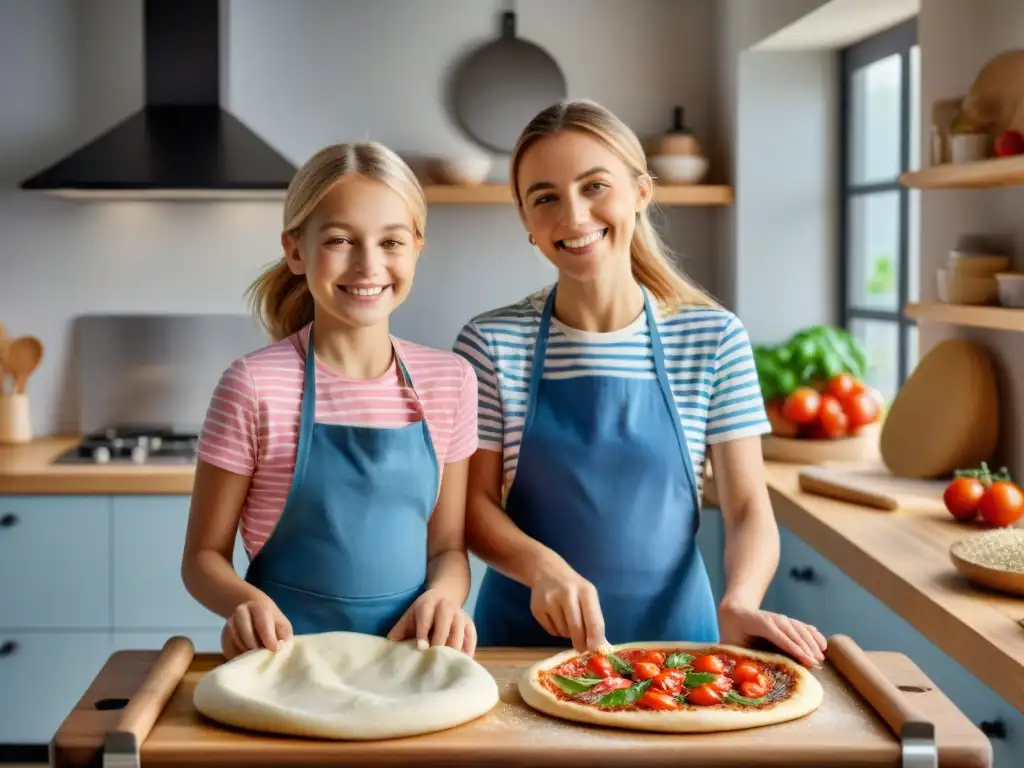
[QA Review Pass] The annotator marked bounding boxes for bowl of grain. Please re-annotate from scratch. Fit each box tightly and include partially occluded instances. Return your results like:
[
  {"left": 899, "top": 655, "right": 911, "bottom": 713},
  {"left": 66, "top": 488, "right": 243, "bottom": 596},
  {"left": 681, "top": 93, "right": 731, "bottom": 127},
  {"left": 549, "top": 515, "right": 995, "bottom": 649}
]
[{"left": 949, "top": 527, "right": 1024, "bottom": 597}]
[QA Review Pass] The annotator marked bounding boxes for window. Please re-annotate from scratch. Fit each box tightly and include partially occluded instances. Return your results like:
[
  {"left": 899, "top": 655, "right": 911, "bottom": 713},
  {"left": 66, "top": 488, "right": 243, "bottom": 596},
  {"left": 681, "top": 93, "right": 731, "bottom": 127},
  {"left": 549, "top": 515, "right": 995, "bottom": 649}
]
[{"left": 839, "top": 19, "right": 920, "bottom": 403}]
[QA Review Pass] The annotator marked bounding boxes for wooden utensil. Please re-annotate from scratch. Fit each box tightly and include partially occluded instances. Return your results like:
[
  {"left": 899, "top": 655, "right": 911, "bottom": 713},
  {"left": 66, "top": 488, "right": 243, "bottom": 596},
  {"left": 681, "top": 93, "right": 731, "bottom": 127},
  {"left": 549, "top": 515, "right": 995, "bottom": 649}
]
[
  {"left": 102, "top": 636, "right": 195, "bottom": 768},
  {"left": 797, "top": 464, "right": 949, "bottom": 511},
  {"left": 5, "top": 335, "right": 43, "bottom": 394}
]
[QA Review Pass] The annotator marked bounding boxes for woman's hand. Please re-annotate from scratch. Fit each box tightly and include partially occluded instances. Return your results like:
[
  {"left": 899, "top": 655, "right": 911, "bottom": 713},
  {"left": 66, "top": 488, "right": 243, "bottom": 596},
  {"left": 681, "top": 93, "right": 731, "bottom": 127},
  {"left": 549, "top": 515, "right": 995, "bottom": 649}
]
[
  {"left": 530, "top": 554, "right": 607, "bottom": 653},
  {"left": 718, "top": 603, "right": 826, "bottom": 667},
  {"left": 388, "top": 588, "right": 477, "bottom": 656},
  {"left": 221, "top": 597, "right": 293, "bottom": 659}
]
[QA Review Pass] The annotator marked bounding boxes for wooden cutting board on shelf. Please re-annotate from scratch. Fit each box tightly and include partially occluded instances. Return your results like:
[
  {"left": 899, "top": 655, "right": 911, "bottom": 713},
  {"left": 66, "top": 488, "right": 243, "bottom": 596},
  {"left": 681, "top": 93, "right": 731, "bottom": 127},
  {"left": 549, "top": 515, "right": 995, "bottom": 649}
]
[{"left": 797, "top": 464, "right": 950, "bottom": 511}]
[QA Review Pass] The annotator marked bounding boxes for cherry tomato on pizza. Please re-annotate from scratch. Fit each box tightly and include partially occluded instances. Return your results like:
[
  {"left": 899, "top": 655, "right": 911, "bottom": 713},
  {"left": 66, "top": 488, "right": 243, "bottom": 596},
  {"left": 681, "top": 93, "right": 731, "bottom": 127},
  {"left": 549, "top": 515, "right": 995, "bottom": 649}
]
[
  {"left": 710, "top": 673, "right": 734, "bottom": 694},
  {"left": 590, "top": 676, "right": 632, "bottom": 695},
  {"left": 732, "top": 660, "right": 763, "bottom": 683},
  {"left": 686, "top": 684, "right": 722, "bottom": 707},
  {"left": 587, "top": 654, "right": 615, "bottom": 678},
  {"left": 642, "top": 650, "right": 666, "bottom": 665},
  {"left": 637, "top": 689, "right": 681, "bottom": 711},
  {"left": 691, "top": 654, "right": 725, "bottom": 675},
  {"left": 632, "top": 661, "right": 661, "bottom": 680},
  {"left": 740, "top": 674, "right": 769, "bottom": 699}
]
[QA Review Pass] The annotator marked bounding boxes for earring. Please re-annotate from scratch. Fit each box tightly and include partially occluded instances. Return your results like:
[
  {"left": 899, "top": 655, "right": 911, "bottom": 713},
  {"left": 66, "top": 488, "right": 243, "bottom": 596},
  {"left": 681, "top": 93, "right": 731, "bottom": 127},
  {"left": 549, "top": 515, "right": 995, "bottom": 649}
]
[{"left": 528, "top": 234, "right": 536, "bottom": 245}]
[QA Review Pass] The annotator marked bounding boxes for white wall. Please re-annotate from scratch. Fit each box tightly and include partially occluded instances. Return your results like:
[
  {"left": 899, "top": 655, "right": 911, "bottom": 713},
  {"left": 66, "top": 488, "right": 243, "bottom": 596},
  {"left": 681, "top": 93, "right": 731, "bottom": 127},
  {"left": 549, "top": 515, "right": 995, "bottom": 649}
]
[
  {"left": 0, "top": 0, "right": 720, "bottom": 435},
  {"left": 917, "top": 0, "right": 1024, "bottom": 479},
  {"left": 714, "top": 0, "right": 839, "bottom": 344}
]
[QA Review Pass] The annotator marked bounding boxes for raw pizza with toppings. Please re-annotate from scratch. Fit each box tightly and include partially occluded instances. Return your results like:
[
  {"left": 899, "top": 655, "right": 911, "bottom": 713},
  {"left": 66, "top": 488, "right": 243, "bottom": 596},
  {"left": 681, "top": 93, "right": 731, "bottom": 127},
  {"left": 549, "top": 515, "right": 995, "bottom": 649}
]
[{"left": 518, "top": 642, "right": 824, "bottom": 732}]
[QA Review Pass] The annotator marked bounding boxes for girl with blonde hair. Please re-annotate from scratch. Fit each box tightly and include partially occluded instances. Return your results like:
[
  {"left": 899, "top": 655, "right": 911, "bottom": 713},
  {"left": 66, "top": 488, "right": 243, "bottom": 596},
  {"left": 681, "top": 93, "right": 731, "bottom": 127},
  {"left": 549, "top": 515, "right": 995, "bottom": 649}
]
[
  {"left": 183, "top": 142, "right": 480, "bottom": 658},
  {"left": 454, "top": 100, "right": 827, "bottom": 670}
]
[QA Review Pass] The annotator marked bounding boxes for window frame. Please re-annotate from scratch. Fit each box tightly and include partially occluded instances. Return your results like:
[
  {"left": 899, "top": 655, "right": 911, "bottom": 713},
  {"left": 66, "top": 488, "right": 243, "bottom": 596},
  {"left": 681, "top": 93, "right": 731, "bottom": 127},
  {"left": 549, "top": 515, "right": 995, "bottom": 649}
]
[{"left": 837, "top": 17, "right": 918, "bottom": 391}]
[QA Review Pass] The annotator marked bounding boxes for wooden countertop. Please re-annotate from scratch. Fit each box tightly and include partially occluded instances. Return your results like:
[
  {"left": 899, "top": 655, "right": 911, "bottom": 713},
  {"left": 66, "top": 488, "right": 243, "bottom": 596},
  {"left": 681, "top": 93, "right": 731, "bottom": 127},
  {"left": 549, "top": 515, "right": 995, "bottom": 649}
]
[
  {"left": 704, "top": 461, "right": 1024, "bottom": 715},
  {"left": 0, "top": 436, "right": 195, "bottom": 494}
]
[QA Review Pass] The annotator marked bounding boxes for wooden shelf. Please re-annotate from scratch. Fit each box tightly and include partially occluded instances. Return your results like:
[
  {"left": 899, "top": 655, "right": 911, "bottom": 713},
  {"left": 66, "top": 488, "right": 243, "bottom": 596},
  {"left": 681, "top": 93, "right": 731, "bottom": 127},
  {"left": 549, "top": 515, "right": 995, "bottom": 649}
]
[
  {"left": 422, "top": 183, "right": 734, "bottom": 206},
  {"left": 900, "top": 155, "right": 1024, "bottom": 189},
  {"left": 905, "top": 301, "right": 1024, "bottom": 332}
]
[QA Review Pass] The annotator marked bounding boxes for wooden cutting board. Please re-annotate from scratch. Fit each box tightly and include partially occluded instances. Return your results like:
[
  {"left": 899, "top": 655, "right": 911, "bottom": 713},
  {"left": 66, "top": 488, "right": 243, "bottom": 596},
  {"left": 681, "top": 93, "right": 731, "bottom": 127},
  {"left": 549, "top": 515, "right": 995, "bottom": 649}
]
[
  {"left": 50, "top": 639, "right": 992, "bottom": 767},
  {"left": 797, "top": 464, "right": 950, "bottom": 511}
]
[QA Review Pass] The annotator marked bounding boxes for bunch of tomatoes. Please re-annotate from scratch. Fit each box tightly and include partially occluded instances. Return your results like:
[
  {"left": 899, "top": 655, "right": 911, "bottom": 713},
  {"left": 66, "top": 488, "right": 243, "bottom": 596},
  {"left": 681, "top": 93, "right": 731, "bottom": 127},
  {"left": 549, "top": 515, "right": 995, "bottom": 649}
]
[
  {"left": 765, "top": 372, "right": 883, "bottom": 440},
  {"left": 943, "top": 462, "right": 1024, "bottom": 528}
]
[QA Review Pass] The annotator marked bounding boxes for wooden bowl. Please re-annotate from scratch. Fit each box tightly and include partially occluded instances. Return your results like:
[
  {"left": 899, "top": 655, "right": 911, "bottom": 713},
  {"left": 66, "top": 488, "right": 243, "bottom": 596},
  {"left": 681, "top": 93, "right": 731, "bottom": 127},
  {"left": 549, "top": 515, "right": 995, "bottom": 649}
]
[
  {"left": 949, "top": 528, "right": 1024, "bottom": 597},
  {"left": 761, "top": 423, "right": 880, "bottom": 465}
]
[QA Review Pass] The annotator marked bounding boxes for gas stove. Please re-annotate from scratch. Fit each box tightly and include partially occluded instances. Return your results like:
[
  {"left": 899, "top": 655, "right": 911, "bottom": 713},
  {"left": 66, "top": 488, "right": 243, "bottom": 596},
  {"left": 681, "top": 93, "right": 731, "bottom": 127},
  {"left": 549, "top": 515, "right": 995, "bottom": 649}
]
[{"left": 53, "top": 426, "right": 199, "bottom": 465}]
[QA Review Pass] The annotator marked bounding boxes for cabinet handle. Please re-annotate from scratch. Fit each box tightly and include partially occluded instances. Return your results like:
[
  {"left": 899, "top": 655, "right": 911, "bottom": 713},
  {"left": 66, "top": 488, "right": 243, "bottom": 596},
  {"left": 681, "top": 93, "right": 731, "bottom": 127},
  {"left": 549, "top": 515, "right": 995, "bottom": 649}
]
[
  {"left": 0, "top": 513, "right": 17, "bottom": 527},
  {"left": 979, "top": 719, "right": 1006, "bottom": 739},
  {"left": 788, "top": 566, "right": 819, "bottom": 582},
  {"left": 0, "top": 640, "right": 17, "bottom": 656}
]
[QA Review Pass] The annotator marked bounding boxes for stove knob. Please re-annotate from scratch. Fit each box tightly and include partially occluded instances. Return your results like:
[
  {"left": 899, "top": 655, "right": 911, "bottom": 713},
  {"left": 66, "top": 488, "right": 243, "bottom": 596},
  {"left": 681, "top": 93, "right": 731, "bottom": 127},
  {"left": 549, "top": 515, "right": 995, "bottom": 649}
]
[
  {"left": 94, "top": 447, "right": 111, "bottom": 464},
  {"left": 131, "top": 446, "right": 147, "bottom": 464}
]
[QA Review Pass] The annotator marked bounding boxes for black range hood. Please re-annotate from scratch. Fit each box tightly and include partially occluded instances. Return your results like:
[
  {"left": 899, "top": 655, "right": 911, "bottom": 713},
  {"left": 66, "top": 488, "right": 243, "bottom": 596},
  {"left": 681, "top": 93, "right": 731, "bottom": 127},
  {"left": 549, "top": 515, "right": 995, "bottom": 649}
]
[{"left": 20, "top": 0, "right": 296, "bottom": 200}]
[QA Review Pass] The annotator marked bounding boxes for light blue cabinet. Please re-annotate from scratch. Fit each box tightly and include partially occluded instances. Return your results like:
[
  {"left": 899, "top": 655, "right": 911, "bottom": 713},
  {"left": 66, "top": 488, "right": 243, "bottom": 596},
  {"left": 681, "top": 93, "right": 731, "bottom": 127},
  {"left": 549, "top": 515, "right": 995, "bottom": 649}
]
[
  {"left": 0, "top": 493, "right": 244, "bottom": 746},
  {"left": 112, "top": 495, "right": 247, "bottom": 629},
  {"left": 765, "top": 522, "right": 1024, "bottom": 768},
  {"left": 0, "top": 495, "right": 111, "bottom": 628}
]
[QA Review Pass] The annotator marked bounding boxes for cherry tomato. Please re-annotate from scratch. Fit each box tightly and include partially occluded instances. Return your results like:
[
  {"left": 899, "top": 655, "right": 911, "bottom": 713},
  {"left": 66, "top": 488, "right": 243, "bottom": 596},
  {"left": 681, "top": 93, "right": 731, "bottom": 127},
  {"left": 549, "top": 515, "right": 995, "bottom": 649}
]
[
  {"left": 732, "top": 661, "right": 762, "bottom": 683},
  {"left": 638, "top": 689, "right": 681, "bottom": 710},
  {"left": 686, "top": 684, "right": 722, "bottom": 707},
  {"left": 766, "top": 400, "right": 800, "bottom": 438},
  {"left": 782, "top": 387, "right": 821, "bottom": 425},
  {"left": 633, "top": 661, "right": 661, "bottom": 680},
  {"left": 978, "top": 481, "right": 1024, "bottom": 528},
  {"left": 692, "top": 654, "right": 725, "bottom": 675},
  {"left": 827, "top": 373, "right": 861, "bottom": 400},
  {"left": 652, "top": 671, "right": 684, "bottom": 695},
  {"left": 943, "top": 477, "right": 985, "bottom": 521},
  {"left": 842, "top": 391, "right": 881, "bottom": 428},
  {"left": 587, "top": 654, "right": 615, "bottom": 678},
  {"left": 740, "top": 675, "right": 769, "bottom": 699},
  {"left": 818, "top": 394, "right": 849, "bottom": 439},
  {"left": 642, "top": 651, "right": 666, "bottom": 666},
  {"left": 591, "top": 676, "right": 632, "bottom": 695},
  {"left": 710, "top": 674, "right": 733, "bottom": 694}
]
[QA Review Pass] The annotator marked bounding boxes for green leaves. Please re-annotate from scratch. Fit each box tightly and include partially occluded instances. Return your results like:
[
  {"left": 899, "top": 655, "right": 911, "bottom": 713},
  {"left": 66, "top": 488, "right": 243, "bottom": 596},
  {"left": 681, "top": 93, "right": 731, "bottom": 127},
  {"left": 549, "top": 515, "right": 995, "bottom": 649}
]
[
  {"left": 724, "top": 682, "right": 787, "bottom": 706},
  {"left": 608, "top": 653, "right": 633, "bottom": 676},
  {"left": 683, "top": 671, "right": 718, "bottom": 687},
  {"left": 551, "top": 674, "right": 604, "bottom": 695},
  {"left": 753, "top": 325, "right": 869, "bottom": 401},
  {"left": 598, "top": 679, "right": 651, "bottom": 708},
  {"left": 664, "top": 652, "right": 693, "bottom": 668}
]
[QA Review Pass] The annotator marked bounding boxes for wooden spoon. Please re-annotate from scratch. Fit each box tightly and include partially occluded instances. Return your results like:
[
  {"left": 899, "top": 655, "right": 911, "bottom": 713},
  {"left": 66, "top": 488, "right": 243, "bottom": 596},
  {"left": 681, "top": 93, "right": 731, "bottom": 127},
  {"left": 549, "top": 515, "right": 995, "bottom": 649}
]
[{"left": 5, "top": 336, "right": 43, "bottom": 395}]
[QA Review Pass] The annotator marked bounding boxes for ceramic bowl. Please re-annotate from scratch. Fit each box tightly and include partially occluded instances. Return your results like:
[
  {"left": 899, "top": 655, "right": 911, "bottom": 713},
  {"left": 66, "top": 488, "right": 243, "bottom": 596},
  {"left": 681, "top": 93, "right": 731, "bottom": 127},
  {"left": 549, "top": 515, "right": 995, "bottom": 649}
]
[
  {"left": 648, "top": 154, "right": 708, "bottom": 184},
  {"left": 427, "top": 154, "right": 492, "bottom": 185}
]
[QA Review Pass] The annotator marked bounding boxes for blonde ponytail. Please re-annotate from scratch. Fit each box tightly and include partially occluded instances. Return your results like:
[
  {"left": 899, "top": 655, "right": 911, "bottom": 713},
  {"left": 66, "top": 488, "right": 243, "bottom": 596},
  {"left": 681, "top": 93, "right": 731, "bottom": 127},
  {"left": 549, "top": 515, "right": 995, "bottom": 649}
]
[
  {"left": 510, "top": 99, "right": 717, "bottom": 313},
  {"left": 246, "top": 141, "right": 427, "bottom": 341}
]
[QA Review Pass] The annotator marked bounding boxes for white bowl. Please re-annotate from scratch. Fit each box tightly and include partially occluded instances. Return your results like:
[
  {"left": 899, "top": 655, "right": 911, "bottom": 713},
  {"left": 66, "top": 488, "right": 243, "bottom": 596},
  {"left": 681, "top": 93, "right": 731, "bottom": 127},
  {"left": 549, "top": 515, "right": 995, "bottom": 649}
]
[
  {"left": 648, "top": 154, "right": 708, "bottom": 184},
  {"left": 427, "top": 154, "right": 492, "bottom": 185},
  {"left": 995, "top": 271, "right": 1024, "bottom": 308}
]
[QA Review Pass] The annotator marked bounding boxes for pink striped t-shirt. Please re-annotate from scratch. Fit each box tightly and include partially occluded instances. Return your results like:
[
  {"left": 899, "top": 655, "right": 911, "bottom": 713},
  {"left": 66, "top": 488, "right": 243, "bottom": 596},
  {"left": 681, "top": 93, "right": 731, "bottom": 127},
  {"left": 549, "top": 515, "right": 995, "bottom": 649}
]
[{"left": 196, "top": 324, "right": 479, "bottom": 557}]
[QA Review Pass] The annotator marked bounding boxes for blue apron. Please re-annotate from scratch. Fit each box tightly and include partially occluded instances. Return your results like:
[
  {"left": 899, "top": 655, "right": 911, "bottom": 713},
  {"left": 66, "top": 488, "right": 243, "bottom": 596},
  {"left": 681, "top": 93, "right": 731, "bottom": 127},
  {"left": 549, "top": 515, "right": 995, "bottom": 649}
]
[
  {"left": 474, "top": 286, "right": 718, "bottom": 646},
  {"left": 244, "top": 325, "right": 439, "bottom": 637}
]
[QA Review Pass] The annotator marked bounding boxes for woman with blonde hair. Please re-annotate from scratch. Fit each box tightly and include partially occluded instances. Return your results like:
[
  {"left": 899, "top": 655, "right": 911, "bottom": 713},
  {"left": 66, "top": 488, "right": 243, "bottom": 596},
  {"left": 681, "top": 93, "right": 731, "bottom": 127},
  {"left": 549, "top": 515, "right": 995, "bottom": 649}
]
[
  {"left": 454, "top": 100, "right": 827, "bottom": 670},
  {"left": 183, "top": 142, "right": 480, "bottom": 658}
]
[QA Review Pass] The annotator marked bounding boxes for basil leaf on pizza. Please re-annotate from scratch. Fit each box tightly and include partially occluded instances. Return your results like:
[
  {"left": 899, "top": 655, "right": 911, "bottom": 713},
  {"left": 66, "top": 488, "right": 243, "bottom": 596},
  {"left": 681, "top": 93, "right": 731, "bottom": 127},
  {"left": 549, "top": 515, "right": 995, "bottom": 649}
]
[
  {"left": 664, "top": 652, "right": 693, "bottom": 668},
  {"left": 550, "top": 675, "right": 604, "bottom": 694},
  {"left": 519, "top": 642, "right": 824, "bottom": 733}
]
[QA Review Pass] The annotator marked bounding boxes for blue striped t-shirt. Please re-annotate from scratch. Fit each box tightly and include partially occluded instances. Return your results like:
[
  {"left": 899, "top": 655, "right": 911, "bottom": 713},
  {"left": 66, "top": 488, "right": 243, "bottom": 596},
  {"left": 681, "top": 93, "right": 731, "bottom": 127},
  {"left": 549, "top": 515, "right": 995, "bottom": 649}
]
[{"left": 452, "top": 285, "right": 771, "bottom": 502}]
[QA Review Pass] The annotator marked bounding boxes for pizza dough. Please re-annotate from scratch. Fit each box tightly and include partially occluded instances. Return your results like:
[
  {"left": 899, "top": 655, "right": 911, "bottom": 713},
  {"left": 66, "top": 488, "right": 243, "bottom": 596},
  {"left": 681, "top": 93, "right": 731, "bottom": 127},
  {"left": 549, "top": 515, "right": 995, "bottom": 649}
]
[
  {"left": 519, "top": 641, "right": 824, "bottom": 733},
  {"left": 193, "top": 631, "right": 500, "bottom": 740}
]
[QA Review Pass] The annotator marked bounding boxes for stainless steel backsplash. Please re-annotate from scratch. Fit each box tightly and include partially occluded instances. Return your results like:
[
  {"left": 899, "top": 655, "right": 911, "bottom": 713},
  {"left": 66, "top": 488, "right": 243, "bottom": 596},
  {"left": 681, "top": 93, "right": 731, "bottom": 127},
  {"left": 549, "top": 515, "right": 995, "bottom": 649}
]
[{"left": 73, "top": 314, "right": 270, "bottom": 434}]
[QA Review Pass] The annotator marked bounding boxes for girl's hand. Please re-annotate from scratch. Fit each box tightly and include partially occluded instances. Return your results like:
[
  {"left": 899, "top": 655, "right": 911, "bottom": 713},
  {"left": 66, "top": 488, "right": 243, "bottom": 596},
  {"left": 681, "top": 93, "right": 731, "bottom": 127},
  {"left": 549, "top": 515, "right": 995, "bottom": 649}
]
[
  {"left": 388, "top": 588, "right": 477, "bottom": 656},
  {"left": 221, "top": 597, "right": 293, "bottom": 659},
  {"left": 530, "top": 554, "right": 607, "bottom": 653},
  {"left": 718, "top": 604, "right": 826, "bottom": 667}
]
